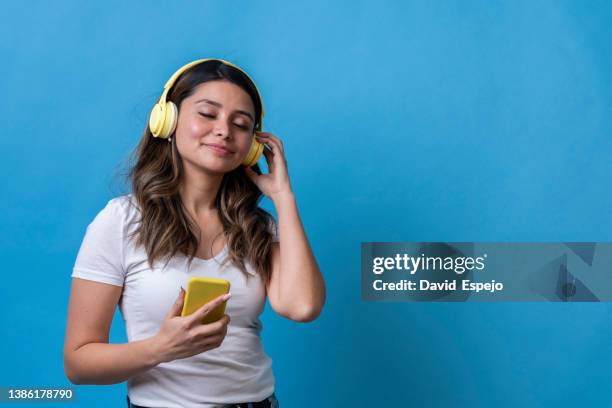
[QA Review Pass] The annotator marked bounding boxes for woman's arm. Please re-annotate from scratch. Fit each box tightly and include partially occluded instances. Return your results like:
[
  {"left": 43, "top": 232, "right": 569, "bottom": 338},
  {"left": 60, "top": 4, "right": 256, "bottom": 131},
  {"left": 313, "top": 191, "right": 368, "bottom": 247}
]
[
  {"left": 244, "top": 132, "right": 326, "bottom": 322},
  {"left": 64, "top": 278, "right": 231, "bottom": 384},
  {"left": 63, "top": 278, "right": 160, "bottom": 384},
  {"left": 267, "top": 191, "right": 326, "bottom": 322}
]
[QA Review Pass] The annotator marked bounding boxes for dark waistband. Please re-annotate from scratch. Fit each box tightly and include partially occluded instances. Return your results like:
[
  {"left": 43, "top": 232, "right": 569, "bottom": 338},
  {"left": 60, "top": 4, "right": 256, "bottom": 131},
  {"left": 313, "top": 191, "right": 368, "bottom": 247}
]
[{"left": 126, "top": 394, "right": 277, "bottom": 408}]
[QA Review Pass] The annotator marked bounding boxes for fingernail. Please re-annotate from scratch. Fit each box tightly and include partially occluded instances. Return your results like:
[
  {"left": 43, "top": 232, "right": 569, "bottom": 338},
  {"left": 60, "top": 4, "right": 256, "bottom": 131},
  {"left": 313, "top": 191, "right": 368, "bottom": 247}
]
[{"left": 224, "top": 293, "right": 232, "bottom": 300}]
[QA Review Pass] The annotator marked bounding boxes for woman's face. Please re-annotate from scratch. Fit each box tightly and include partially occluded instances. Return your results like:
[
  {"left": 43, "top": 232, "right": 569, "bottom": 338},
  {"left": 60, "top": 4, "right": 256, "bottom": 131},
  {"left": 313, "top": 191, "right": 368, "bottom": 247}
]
[{"left": 175, "top": 80, "right": 256, "bottom": 174}]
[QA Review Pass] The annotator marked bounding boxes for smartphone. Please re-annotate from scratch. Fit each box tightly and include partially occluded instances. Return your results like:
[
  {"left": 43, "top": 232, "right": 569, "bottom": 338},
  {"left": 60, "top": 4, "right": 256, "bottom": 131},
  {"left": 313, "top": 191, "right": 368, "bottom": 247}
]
[{"left": 181, "top": 277, "right": 231, "bottom": 324}]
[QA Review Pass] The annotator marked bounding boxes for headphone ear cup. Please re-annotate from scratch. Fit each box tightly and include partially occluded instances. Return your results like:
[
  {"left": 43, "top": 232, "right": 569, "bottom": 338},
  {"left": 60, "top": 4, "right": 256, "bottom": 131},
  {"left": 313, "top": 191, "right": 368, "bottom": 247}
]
[
  {"left": 148, "top": 102, "right": 165, "bottom": 137},
  {"left": 160, "top": 101, "right": 178, "bottom": 138},
  {"left": 148, "top": 101, "right": 178, "bottom": 138},
  {"left": 242, "top": 137, "right": 265, "bottom": 167}
]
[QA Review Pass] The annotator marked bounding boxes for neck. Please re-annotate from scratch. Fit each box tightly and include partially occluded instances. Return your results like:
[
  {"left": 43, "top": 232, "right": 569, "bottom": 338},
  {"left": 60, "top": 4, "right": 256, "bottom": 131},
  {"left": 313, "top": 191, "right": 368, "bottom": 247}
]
[{"left": 178, "top": 164, "right": 224, "bottom": 218}]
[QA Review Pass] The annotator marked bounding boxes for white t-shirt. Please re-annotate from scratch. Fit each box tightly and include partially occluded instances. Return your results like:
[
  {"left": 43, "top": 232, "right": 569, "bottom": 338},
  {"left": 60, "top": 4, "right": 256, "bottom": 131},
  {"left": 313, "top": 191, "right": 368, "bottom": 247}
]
[{"left": 71, "top": 194, "right": 277, "bottom": 407}]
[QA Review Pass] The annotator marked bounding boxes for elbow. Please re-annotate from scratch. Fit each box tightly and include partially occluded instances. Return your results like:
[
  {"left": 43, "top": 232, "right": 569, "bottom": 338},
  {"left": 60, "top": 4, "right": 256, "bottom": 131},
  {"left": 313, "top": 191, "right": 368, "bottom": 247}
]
[
  {"left": 289, "top": 286, "right": 326, "bottom": 322},
  {"left": 66, "top": 373, "right": 83, "bottom": 386},
  {"left": 286, "top": 302, "right": 324, "bottom": 323},
  {"left": 275, "top": 280, "right": 326, "bottom": 322},
  {"left": 64, "top": 362, "right": 83, "bottom": 385},
  {"left": 64, "top": 352, "right": 86, "bottom": 385}
]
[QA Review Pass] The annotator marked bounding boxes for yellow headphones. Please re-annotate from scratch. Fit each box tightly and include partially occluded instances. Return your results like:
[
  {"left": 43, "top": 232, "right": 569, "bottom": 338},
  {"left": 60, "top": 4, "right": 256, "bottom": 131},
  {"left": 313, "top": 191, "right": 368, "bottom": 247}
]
[{"left": 148, "top": 58, "right": 265, "bottom": 167}]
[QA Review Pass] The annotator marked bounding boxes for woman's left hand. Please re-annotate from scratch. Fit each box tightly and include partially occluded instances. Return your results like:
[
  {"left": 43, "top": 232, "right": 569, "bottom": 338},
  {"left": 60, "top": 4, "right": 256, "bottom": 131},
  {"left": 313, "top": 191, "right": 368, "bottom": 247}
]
[{"left": 244, "top": 132, "right": 293, "bottom": 200}]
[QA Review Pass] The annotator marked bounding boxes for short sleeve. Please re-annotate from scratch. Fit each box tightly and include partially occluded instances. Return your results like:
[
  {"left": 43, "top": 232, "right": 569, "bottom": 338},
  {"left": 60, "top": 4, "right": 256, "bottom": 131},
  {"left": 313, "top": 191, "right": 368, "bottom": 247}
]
[
  {"left": 268, "top": 216, "right": 279, "bottom": 243},
  {"left": 71, "top": 198, "right": 126, "bottom": 287}
]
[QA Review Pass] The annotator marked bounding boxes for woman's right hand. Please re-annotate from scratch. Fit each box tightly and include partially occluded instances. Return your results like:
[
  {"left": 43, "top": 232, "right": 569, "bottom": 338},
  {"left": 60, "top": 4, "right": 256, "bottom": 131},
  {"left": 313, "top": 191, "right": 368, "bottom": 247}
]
[{"left": 151, "top": 288, "right": 231, "bottom": 363}]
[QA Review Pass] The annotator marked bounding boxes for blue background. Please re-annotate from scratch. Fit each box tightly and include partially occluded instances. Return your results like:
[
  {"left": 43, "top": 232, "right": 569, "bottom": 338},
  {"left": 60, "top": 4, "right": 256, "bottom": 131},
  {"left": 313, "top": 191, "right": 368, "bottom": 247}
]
[{"left": 1, "top": 1, "right": 611, "bottom": 407}]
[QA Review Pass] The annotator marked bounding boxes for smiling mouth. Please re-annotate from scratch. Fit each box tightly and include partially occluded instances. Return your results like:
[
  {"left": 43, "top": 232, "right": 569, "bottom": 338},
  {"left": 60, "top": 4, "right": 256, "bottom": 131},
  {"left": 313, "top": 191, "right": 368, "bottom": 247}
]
[{"left": 204, "top": 144, "right": 234, "bottom": 156}]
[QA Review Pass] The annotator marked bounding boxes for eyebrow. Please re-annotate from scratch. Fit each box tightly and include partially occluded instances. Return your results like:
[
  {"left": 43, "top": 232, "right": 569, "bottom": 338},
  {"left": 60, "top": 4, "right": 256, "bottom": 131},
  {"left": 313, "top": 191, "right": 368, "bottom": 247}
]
[{"left": 195, "top": 98, "right": 255, "bottom": 122}]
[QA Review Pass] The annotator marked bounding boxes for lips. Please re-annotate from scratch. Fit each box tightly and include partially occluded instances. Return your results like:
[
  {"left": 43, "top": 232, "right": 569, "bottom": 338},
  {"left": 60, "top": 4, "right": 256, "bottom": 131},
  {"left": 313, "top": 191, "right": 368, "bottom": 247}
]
[{"left": 204, "top": 143, "right": 234, "bottom": 155}]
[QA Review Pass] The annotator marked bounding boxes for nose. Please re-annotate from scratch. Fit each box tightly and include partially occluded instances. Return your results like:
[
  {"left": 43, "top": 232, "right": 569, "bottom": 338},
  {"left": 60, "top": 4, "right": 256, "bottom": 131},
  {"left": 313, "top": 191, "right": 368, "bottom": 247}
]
[{"left": 213, "top": 119, "right": 231, "bottom": 139}]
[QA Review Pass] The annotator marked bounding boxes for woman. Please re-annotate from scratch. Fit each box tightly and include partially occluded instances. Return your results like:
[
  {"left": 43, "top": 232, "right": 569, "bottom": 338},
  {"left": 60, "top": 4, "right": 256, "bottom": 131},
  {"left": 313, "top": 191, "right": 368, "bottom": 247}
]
[{"left": 63, "top": 58, "right": 326, "bottom": 408}]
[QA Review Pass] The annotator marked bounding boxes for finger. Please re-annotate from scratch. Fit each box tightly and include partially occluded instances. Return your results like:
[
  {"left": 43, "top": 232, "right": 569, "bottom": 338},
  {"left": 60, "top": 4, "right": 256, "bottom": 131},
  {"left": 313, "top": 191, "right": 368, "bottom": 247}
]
[
  {"left": 255, "top": 133, "right": 279, "bottom": 152},
  {"left": 243, "top": 165, "right": 259, "bottom": 182},
  {"left": 208, "top": 333, "right": 227, "bottom": 347},
  {"left": 255, "top": 131, "right": 273, "bottom": 138},
  {"left": 261, "top": 137, "right": 282, "bottom": 157},
  {"left": 265, "top": 140, "right": 287, "bottom": 169},
  {"left": 255, "top": 132, "right": 269, "bottom": 143},
  {"left": 260, "top": 133, "right": 284, "bottom": 154},
  {"left": 187, "top": 293, "right": 231, "bottom": 326},
  {"left": 204, "top": 323, "right": 229, "bottom": 346},
  {"left": 192, "top": 315, "right": 230, "bottom": 338},
  {"left": 257, "top": 137, "right": 287, "bottom": 171},
  {"left": 166, "top": 287, "right": 186, "bottom": 319},
  {"left": 196, "top": 334, "right": 226, "bottom": 351},
  {"left": 262, "top": 147, "right": 275, "bottom": 171},
  {"left": 257, "top": 134, "right": 283, "bottom": 154},
  {"left": 256, "top": 132, "right": 280, "bottom": 143},
  {"left": 266, "top": 134, "right": 284, "bottom": 153}
]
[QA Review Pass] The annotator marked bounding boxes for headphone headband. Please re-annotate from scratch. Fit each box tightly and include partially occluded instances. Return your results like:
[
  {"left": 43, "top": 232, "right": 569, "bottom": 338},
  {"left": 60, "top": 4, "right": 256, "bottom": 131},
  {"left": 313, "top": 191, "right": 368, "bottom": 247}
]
[{"left": 158, "top": 58, "right": 265, "bottom": 130}]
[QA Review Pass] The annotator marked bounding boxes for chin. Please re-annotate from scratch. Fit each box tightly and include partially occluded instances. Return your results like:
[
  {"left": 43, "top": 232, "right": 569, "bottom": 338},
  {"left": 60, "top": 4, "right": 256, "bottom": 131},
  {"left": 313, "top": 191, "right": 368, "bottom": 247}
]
[{"left": 198, "top": 157, "right": 242, "bottom": 174}]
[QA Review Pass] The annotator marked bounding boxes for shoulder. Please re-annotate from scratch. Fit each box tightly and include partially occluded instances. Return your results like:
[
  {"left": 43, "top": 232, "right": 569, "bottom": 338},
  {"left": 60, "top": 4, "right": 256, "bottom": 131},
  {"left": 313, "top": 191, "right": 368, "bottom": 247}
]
[
  {"left": 98, "top": 193, "right": 140, "bottom": 227},
  {"left": 82, "top": 194, "right": 141, "bottom": 244},
  {"left": 107, "top": 193, "right": 139, "bottom": 216},
  {"left": 72, "top": 195, "right": 140, "bottom": 285}
]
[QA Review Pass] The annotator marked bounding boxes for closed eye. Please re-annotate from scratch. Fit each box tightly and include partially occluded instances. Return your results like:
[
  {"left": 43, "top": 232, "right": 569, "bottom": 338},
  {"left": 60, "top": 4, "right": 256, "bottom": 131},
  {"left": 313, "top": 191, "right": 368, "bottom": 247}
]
[{"left": 198, "top": 113, "right": 249, "bottom": 130}]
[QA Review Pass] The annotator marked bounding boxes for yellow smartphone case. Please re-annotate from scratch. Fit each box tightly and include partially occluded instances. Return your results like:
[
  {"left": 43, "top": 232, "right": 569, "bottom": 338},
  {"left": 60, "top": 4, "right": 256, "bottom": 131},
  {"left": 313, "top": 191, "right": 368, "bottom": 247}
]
[{"left": 181, "top": 277, "right": 231, "bottom": 324}]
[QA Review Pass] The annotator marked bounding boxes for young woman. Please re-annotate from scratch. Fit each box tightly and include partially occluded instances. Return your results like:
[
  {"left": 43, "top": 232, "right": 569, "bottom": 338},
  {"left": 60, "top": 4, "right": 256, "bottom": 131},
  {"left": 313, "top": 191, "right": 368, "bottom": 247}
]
[{"left": 63, "top": 58, "right": 326, "bottom": 408}]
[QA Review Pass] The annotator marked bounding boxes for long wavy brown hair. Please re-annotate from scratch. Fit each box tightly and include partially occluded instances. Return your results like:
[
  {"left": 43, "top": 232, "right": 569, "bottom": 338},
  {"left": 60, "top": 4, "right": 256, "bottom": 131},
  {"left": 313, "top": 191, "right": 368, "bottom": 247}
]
[{"left": 125, "top": 60, "right": 275, "bottom": 281}]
